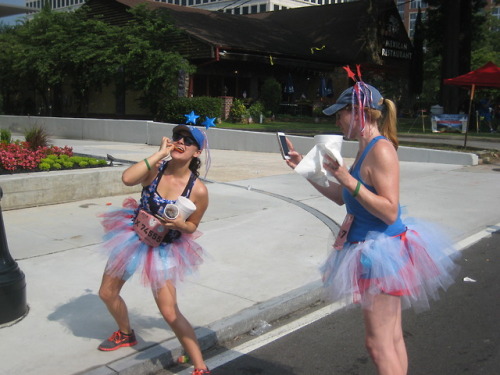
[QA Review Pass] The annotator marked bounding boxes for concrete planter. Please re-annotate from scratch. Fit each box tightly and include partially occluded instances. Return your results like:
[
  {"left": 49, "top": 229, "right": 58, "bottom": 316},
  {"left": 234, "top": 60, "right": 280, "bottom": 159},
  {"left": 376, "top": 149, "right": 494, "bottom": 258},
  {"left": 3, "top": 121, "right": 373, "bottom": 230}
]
[{"left": 0, "top": 166, "right": 141, "bottom": 211}]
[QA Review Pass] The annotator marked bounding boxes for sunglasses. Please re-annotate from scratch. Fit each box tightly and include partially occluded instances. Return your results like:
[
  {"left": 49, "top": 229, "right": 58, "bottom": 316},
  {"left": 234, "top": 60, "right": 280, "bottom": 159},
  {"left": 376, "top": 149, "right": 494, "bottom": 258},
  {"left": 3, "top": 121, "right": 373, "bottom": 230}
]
[{"left": 172, "top": 133, "right": 198, "bottom": 147}]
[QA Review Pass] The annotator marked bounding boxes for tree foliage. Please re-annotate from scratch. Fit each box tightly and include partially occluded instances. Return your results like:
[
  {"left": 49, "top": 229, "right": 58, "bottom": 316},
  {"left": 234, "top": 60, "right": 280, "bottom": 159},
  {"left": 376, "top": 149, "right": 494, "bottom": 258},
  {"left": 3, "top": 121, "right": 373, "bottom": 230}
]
[
  {"left": 422, "top": 0, "right": 496, "bottom": 111},
  {"left": 120, "top": 6, "right": 194, "bottom": 118},
  {"left": 0, "top": 4, "right": 194, "bottom": 118}
]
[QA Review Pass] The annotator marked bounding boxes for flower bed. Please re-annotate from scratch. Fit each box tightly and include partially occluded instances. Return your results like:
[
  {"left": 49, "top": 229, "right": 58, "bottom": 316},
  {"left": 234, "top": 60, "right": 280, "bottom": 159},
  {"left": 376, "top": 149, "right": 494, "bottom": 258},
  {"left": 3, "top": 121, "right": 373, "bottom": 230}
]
[{"left": 0, "top": 141, "right": 107, "bottom": 174}]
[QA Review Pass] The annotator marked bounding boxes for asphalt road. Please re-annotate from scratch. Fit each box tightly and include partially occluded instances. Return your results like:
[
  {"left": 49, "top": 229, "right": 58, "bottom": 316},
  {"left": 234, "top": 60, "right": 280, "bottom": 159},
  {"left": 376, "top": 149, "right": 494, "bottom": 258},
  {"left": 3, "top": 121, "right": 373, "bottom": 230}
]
[{"left": 164, "top": 231, "right": 500, "bottom": 375}]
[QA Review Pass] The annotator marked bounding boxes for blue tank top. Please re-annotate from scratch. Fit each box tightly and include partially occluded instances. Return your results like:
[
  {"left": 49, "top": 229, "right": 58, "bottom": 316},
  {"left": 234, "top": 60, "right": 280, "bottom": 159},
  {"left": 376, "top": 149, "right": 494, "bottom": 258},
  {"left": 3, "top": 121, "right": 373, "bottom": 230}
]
[{"left": 342, "top": 136, "right": 405, "bottom": 242}]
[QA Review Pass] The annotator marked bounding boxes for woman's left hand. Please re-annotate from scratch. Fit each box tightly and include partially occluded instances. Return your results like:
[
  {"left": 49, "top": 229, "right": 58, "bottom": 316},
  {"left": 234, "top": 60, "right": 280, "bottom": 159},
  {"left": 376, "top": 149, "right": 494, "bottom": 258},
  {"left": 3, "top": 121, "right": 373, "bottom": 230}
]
[
  {"left": 159, "top": 215, "right": 187, "bottom": 232},
  {"left": 323, "top": 155, "right": 350, "bottom": 185}
]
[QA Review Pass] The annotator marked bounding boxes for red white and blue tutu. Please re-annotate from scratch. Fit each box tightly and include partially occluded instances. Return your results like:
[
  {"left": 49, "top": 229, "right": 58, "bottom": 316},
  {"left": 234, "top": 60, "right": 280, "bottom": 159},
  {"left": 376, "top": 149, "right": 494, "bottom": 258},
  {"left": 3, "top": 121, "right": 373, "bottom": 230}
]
[
  {"left": 99, "top": 197, "right": 205, "bottom": 291},
  {"left": 321, "top": 218, "right": 460, "bottom": 312}
]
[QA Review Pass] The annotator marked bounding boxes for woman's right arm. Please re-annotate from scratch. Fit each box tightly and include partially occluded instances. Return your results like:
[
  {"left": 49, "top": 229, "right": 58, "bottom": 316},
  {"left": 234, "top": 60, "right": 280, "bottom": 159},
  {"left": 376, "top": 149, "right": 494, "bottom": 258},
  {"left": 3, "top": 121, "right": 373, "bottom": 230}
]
[
  {"left": 285, "top": 138, "right": 344, "bottom": 206},
  {"left": 122, "top": 137, "right": 173, "bottom": 186}
]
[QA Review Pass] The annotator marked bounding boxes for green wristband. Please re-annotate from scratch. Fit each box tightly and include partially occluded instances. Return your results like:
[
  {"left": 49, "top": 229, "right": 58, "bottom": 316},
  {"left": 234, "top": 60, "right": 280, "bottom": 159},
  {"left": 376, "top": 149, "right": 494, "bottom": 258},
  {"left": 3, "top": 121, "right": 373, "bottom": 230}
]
[
  {"left": 352, "top": 180, "right": 361, "bottom": 198},
  {"left": 144, "top": 158, "right": 151, "bottom": 171}
]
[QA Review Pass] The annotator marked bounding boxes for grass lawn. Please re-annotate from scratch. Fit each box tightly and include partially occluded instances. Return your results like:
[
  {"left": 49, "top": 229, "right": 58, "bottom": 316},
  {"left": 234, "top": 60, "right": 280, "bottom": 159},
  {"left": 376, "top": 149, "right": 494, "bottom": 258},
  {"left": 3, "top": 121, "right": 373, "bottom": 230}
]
[{"left": 218, "top": 115, "right": 500, "bottom": 158}]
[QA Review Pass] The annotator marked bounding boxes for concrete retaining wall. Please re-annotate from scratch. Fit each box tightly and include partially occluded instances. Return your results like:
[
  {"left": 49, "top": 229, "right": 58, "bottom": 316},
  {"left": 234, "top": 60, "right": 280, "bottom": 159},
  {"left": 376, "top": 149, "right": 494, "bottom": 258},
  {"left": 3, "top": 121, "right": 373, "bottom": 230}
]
[
  {"left": 0, "top": 166, "right": 142, "bottom": 211},
  {"left": 0, "top": 115, "right": 478, "bottom": 166},
  {"left": 0, "top": 115, "right": 478, "bottom": 210}
]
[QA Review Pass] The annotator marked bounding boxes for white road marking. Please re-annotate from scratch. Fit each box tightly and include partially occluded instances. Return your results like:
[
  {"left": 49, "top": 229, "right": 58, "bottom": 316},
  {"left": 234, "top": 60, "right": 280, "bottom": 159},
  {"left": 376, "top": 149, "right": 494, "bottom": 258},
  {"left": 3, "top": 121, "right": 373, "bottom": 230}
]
[
  {"left": 175, "top": 301, "right": 347, "bottom": 374},
  {"left": 175, "top": 225, "right": 500, "bottom": 374}
]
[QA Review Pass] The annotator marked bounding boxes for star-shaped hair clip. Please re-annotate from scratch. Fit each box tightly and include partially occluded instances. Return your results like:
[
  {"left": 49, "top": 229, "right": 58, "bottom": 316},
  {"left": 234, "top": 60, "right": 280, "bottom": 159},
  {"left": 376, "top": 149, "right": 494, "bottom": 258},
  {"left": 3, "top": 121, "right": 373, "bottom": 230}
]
[
  {"left": 202, "top": 117, "right": 216, "bottom": 130},
  {"left": 184, "top": 111, "right": 200, "bottom": 125}
]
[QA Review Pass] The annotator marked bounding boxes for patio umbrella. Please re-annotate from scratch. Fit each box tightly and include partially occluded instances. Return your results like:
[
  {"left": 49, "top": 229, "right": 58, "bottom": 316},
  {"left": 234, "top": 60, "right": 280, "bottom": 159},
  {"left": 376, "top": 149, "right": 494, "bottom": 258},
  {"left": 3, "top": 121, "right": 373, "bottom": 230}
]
[
  {"left": 319, "top": 77, "right": 327, "bottom": 97},
  {"left": 284, "top": 73, "right": 295, "bottom": 94},
  {"left": 443, "top": 61, "right": 500, "bottom": 147}
]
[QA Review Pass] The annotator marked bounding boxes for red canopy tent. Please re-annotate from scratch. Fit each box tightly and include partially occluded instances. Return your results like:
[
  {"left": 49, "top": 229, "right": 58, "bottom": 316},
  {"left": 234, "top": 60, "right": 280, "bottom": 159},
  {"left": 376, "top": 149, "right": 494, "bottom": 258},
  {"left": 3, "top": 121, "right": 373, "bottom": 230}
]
[
  {"left": 443, "top": 61, "right": 500, "bottom": 147},
  {"left": 444, "top": 61, "right": 500, "bottom": 88}
]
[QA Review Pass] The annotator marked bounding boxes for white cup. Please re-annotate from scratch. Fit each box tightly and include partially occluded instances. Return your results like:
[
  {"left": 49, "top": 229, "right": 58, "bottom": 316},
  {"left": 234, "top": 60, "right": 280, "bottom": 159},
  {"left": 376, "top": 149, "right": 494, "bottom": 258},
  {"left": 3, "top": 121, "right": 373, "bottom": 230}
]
[
  {"left": 163, "top": 204, "right": 180, "bottom": 220},
  {"left": 163, "top": 197, "right": 197, "bottom": 220},
  {"left": 314, "top": 134, "right": 343, "bottom": 150},
  {"left": 175, "top": 196, "right": 197, "bottom": 220},
  {"left": 314, "top": 134, "right": 343, "bottom": 165}
]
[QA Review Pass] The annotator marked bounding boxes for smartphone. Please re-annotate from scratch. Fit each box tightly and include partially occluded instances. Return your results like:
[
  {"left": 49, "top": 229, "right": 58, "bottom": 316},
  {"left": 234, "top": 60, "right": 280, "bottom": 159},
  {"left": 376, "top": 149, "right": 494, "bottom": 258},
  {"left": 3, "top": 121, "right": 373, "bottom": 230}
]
[{"left": 276, "top": 132, "right": 290, "bottom": 160}]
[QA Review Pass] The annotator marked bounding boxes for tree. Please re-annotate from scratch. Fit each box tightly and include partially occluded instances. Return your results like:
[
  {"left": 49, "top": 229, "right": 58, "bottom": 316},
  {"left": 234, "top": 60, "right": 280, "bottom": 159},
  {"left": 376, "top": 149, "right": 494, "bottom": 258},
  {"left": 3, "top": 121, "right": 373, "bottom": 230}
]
[
  {"left": 0, "top": 4, "right": 194, "bottom": 118},
  {"left": 410, "top": 8, "right": 424, "bottom": 97},
  {"left": 424, "top": 0, "right": 488, "bottom": 112},
  {"left": 119, "top": 5, "right": 195, "bottom": 119},
  {"left": 260, "top": 78, "right": 282, "bottom": 115}
]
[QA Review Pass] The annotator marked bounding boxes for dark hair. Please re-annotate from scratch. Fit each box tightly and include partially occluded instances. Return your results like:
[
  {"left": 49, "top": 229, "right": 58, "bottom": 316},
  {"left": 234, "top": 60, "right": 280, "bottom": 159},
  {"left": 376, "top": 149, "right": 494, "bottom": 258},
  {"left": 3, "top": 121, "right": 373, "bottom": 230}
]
[{"left": 189, "top": 157, "right": 201, "bottom": 177}]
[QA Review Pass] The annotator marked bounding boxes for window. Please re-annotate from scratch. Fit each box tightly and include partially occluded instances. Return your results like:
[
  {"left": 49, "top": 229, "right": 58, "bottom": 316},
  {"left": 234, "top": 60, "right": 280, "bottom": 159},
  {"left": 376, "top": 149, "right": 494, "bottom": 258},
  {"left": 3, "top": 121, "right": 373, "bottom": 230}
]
[
  {"left": 397, "top": 0, "right": 405, "bottom": 20},
  {"left": 251, "top": 5, "right": 257, "bottom": 13},
  {"left": 259, "top": 4, "right": 267, "bottom": 12},
  {"left": 242, "top": 6, "right": 249, "bottom": 14},
  {"left": 234, "top": 7, "right": 240, "bottom": 14},
  {"left": 273, "top": 4, "right": 279, "bottom": 10},
  {"left": 492, "top": 6, "right": 500, "bottom": 20},
  {"left": 410, "top": 0, "right": 427, "bottom": 9}
]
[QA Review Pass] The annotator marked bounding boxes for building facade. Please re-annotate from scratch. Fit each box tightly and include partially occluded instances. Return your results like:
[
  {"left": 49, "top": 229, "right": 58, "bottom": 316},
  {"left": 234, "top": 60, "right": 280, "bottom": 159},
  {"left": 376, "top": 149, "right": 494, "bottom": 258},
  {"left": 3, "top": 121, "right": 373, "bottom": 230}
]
[{"left": 22, "top": 1, "right": 500, "bottom": 38}]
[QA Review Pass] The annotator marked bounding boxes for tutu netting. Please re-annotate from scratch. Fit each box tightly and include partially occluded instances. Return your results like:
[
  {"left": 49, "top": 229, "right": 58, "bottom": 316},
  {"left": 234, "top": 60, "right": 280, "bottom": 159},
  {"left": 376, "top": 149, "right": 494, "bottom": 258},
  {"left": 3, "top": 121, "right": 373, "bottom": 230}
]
[
  {"left": 99, "top": 197, "right": 205, "bottom": 290},
  {"left": 321, "top": 219, "right": 460, "bottom": 312}
]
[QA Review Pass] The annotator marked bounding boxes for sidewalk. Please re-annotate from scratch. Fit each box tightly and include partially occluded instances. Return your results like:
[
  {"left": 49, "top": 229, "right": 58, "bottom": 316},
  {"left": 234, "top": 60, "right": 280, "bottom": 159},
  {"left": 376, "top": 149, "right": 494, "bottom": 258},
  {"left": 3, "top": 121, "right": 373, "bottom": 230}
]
[{"left": 1, "top": 139, "right": 500, "bottom": 375}]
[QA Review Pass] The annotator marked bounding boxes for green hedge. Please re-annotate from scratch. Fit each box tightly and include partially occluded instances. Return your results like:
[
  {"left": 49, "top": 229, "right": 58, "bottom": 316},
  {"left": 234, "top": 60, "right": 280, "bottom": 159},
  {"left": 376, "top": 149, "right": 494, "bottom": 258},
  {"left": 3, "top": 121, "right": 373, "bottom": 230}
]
[{"left": 158, "top": 97, "right": 223, "bottom": 125}]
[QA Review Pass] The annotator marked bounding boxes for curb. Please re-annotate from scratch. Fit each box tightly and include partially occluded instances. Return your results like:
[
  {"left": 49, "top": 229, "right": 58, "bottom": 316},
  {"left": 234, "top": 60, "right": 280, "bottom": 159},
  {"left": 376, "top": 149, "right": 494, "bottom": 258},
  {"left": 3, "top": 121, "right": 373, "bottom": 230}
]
[
  {"left": 81, "top": 222, "right": 500, "bottom": 375},
  {"left": 82, "top": 281, "right": 325, "bottom": 375}
]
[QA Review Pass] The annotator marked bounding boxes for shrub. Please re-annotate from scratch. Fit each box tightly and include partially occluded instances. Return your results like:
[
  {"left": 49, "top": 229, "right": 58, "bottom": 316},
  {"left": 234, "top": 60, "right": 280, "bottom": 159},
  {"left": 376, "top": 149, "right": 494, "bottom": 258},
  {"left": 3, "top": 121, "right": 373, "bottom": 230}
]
[
  {"left": 158, "top": 96, "right": 223, "bottom": 124},
  {"left": 0, "top": 138, "right": 105, "bottom": 173},
  {"left": 24, "top": 125, "right": 50, "bottom": 150},
  {"left": 260, "top": 78, "right": 282, "bottom": 115},
  {"left": 40, "top": 157, "right": 55, "bottom": 165},
  {"left": 39, "top": 162, "right": 51, "bottom": 171},
  {"left": 0, "top": 129, "right": 11, "bottom": 143},
  {"left": 229, "top": 98, "right": 249, "bottom": 123},
  {"left": 248, "top": 101, "right": 265, "bottom": 122}
]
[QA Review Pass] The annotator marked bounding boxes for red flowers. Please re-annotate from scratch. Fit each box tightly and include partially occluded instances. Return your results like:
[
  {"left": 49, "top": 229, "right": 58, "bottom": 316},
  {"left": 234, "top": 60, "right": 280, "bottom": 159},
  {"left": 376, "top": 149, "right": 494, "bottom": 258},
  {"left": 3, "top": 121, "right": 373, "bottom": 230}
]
[{"left": 0, "top": 141, "right": 73, "bottom": 173}]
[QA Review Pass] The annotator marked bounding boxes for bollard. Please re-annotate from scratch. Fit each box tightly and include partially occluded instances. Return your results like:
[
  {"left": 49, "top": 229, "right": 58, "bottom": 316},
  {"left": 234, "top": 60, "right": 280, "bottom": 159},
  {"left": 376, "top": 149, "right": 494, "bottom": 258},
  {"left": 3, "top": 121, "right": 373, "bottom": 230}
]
[{"left": 0, "top": 187, "right": 28, "bottom": 325}]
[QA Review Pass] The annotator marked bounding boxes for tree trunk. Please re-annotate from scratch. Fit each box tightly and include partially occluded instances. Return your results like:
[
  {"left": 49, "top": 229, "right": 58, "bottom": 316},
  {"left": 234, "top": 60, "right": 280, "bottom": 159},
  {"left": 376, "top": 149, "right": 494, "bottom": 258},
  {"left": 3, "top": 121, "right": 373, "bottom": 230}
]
[{"left": 441, "top": 0, "right": 462, "bottom": 113}]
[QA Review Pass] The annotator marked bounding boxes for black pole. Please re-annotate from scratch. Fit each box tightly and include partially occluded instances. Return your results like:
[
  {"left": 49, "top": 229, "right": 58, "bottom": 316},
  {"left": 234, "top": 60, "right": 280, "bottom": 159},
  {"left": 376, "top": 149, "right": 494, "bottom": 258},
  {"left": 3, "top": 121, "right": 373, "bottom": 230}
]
[
  {"left": 463, "top": 84, "right": 475, "bottom": 149},
  {"left": 0, "top": 187, "right": 28, "bottom": 325}
]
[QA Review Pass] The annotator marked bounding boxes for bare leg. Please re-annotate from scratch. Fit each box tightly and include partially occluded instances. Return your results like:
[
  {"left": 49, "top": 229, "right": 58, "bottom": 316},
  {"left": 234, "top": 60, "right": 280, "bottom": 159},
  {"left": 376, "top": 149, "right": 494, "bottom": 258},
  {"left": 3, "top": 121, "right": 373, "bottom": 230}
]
[
  {"left": 98, "top": 273, "right": 132, "bottom": 334},
  {"left": 394, "top": 302, "right": 408, "bottom": 374},
  {"left": 154, "top": 281, "right": 208, "bottom": 371},
  {"left": 363, "top": 294, "right": 407, "bottom": 375}
]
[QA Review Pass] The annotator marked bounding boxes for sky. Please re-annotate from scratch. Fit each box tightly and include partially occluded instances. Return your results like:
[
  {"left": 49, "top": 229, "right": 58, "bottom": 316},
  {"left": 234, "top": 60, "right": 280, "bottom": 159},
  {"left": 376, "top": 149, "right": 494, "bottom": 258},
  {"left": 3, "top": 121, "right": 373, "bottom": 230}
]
[{"left": 0, "top": 0, "right": 29, "bottom": 26}]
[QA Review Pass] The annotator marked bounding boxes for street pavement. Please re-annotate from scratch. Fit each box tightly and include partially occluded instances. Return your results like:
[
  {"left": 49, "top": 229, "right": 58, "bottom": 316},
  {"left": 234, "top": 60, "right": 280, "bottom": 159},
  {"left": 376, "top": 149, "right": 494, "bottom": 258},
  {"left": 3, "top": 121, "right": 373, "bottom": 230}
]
[{"left": 0, "top": 136, "right": 499, "bottom": 375}]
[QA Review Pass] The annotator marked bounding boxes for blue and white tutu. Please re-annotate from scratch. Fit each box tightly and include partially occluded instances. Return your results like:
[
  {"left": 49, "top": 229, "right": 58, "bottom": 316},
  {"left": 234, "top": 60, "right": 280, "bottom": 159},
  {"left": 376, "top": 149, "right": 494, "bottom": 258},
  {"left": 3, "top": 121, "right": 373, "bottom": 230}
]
[
  {"left": 321, "top": 218, "right": 460, "bottom": 311},
  {"left": 99, "top": 197, "right": 205, "bottom": 291}
]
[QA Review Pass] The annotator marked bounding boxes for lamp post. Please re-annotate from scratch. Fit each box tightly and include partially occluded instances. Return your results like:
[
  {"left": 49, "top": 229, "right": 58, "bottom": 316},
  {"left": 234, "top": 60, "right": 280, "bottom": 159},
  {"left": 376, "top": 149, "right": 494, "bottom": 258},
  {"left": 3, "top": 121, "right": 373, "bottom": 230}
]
[{"left": 0, "top": 187, "right": 27, "bottom": 325}]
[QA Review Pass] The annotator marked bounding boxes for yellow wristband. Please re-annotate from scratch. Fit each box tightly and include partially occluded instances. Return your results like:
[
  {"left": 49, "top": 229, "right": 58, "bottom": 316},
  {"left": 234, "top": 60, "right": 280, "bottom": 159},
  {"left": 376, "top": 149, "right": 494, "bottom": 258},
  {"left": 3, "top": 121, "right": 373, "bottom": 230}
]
[{"left": 144, "top": 158, "right": 151, "bottom": 171}]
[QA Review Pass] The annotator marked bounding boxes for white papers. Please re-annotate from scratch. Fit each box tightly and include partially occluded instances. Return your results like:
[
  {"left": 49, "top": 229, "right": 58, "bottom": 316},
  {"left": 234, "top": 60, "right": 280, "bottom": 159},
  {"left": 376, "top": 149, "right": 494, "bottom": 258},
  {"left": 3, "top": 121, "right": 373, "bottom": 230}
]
[{"left": 295, "top": 135, "right": 343, "bottom": 187}]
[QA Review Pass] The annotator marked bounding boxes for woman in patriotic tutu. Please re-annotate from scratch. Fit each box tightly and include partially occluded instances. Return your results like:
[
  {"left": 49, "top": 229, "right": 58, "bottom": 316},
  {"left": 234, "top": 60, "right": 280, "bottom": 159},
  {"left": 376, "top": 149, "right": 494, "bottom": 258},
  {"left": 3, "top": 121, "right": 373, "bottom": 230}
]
[
  {"left": 284, "top": 69, "right": 459, "bottom": 375},
  {"left": 98, "top": 124, "right": 211, "bottom": 375}
]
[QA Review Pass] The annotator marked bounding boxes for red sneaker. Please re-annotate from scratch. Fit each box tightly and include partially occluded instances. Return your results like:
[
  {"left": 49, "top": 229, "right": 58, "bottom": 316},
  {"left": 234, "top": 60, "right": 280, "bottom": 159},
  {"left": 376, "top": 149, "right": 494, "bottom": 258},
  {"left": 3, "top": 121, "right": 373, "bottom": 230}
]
[
  {"left": 98, "top": 330, "right": 137, "bottom": 351},
  {"left": 192, "top": 369, "right": 211, "bottom": 375}
]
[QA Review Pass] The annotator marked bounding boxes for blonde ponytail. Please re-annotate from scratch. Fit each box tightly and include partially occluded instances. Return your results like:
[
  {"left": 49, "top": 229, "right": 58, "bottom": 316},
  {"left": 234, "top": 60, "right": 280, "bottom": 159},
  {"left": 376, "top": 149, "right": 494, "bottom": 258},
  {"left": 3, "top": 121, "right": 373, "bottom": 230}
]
[{"left": 380, "top": 98, "right": 398, "bottom": 150}]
